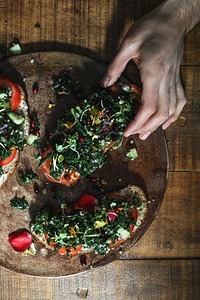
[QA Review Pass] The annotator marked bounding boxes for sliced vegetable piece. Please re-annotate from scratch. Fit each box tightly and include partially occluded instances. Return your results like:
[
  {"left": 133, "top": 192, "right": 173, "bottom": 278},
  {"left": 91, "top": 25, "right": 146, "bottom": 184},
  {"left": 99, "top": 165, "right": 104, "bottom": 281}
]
[
  {"left": 107, "top": 211, "right": 118, "bottom": 221},
  {"left": 49, "top": 241, "right": 58, "bottom": 248},
  {"left": 68, "top": 245, "right": 82, "bottom": 256},
  {"left": 0, "top": 147, "right": 17, "bottom": 167},
  {"left": 58, "top": 245, "right": 67, "bottom": 255},
  {"left": 0, "top": 76, "right": 21, "bottom": 111},
  {"left": 117, "top": 227, "right": 131, "bottom": 239},
  {"left": 9, "top": 43, "right": 22, "bottom": 55},
  {"left": 40, "top": 147, "right": 53, "bottom": 177},
  {"left": 7, "top": 112, "right": 25, "bottom": 125},
  {"left": 94, "top": 220, "right": 106, "bottom": 229},
  {"left": 40, "top": 147, "right": 80, "bottom": 186},
  {"left": 26, "top": 133, "right": 38, "bottom": 145}
]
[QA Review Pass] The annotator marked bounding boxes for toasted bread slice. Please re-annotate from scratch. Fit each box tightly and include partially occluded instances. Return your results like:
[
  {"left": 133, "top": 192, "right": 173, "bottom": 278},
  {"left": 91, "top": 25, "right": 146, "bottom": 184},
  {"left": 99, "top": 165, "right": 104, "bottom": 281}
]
[
  {"left": 40, "top": 83, "right": 141, "bottom": 187},
  {"left": 30, "top": 184, "right": 148, "bottom": 256},
  {"left": 0, "top": 83, "right": 30, "bottom": 189}
]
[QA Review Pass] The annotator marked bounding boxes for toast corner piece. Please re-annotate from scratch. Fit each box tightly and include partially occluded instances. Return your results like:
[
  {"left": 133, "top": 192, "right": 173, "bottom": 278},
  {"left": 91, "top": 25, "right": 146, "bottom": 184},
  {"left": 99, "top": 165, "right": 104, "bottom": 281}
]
[{"left": 0, "top": 150, "right": 19, "bottom": 189}]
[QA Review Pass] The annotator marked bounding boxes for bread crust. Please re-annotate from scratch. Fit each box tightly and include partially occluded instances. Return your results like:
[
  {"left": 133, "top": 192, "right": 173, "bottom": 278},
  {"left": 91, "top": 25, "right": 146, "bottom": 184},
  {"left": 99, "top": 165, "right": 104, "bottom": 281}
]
[{"left": 110, "top": 185, "right": 148, "bottom": 235}]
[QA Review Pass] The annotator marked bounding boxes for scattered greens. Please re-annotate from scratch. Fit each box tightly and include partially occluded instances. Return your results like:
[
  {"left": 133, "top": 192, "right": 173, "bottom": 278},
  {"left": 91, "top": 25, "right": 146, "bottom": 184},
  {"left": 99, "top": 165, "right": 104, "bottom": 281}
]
[
  {"left": 34, "top": 22, "right": 40, "bottom": 28},
  {"left": 52, "top": 70, "right": 74, "bottom": 98},
  {"left": 126, "top": 148, "right": 138, "bottom": 161},
  {"left": 19, "top": 169, "right": 38, "bottom": 184},
  {"left": 10, "top": 196, "right": 29, "bottom": 210}
]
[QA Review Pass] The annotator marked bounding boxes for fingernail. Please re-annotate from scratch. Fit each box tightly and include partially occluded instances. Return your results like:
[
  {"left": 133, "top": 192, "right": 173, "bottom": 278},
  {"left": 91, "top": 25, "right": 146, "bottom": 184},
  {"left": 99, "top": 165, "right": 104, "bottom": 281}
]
[
  {"left": 140, "top": 131, "right": 151, "bottom": 140},
  {"left": 101, "top": 76, "right": 110, "bottom": 87},
  {"left": 162, "top": 123, "right": 168, "bottom": 130},
  {"left": 123, "top": 130, "right": 132, "bottom": 137}
]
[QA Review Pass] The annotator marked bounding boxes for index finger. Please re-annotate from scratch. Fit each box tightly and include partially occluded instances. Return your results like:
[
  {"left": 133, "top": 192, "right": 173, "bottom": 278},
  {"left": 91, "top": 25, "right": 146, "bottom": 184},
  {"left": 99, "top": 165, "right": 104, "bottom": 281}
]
[{"left": 100, "top": 44, "right": 135, "bottom": 87}]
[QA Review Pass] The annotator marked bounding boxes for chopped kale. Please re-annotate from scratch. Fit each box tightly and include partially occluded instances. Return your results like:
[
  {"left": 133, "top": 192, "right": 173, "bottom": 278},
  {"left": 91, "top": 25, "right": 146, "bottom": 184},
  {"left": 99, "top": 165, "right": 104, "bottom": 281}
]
[
  {"left": 52, "top": 70, "right": 74, "bottom": 99},
  {"left": 31, "top": 193, "right": 143, "bottom": 256},
  {"left": 10, "top": 196, "right": 29, "bottom": 210},
  {"left": 19, "top": 169, "right": 38, "bottom": 184},
  {"left": 40, "top": 83, "right": 139, "bottom": 181}
]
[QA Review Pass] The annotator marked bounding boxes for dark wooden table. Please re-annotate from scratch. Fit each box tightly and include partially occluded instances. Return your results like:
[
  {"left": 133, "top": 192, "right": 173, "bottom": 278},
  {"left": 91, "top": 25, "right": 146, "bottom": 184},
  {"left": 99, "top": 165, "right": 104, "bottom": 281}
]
[{"left": 0, "top": 1, "right": 199, "bottom": 299}]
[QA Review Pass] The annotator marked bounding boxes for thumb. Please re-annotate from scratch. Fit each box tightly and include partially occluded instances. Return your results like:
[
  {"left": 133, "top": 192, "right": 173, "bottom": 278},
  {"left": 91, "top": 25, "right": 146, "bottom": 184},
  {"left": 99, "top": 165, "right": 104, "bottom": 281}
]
[{"left": 100, "top": 46, "right": 133, "bottom": 87}]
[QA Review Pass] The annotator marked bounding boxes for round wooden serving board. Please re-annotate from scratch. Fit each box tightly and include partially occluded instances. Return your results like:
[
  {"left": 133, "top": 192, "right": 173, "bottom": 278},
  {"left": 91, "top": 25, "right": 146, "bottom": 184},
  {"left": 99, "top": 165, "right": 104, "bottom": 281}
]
[{"left": 0, "top": 52, "right": 168, "bottom": 277}]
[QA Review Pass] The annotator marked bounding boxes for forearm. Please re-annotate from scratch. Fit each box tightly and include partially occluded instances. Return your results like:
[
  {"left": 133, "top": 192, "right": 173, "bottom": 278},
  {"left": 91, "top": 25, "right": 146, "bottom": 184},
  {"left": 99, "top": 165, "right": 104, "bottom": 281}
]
[{"left": 159, "top": 0, "right": 200, "bottom": 34}]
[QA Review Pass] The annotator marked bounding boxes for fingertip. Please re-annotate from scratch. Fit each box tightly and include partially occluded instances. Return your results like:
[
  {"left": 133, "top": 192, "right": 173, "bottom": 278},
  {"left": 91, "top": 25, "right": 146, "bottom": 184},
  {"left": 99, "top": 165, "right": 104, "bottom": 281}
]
[
  {"left": 100, "top": 76, "right": 110, "bottom": 88},
  {"left": 162, "top": 123, "right": 168, "bottom": 130},
  {"left": 123, "top": 126, "right": 134, "bottom": 137},
  {"left": 101, "top": 57, "right": 127, "bottom": 87},
  {"left": 123, "top": 131, "right": 131, "bottom": 138},
  {"left": 139, "top": 131, "right": 151, "bottom": 140}
]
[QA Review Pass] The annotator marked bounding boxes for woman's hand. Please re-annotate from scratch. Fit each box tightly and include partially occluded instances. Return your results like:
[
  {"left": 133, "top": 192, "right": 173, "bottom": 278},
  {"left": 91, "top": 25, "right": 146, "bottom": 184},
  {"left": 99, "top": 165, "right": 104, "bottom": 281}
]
[{"left": 101, "top": 0, "right": 200, "bottom": 140}]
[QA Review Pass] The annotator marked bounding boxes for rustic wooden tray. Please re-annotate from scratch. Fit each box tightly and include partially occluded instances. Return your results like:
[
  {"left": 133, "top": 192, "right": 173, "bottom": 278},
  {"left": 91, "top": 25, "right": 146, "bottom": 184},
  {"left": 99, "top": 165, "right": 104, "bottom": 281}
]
[{"left": 0, "top": 52, "right": 168, "bottom": 277}]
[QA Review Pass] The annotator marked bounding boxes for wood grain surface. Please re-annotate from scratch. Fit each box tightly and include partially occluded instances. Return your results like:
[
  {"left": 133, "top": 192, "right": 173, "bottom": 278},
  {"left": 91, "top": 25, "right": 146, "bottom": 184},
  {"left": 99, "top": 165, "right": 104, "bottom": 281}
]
[{"left": 0, "top": 0, "right": 200, "bottom": 299}]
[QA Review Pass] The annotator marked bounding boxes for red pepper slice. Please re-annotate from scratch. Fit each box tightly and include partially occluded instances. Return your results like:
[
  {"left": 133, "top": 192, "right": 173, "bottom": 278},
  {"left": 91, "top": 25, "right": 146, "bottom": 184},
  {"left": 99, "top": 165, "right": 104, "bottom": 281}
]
[
  {"left": 0, "top": 147, "right": 17, "bottom": 167},
  {"left": 49, "top": 241, "right": 58, "bottom": 248},
  {"left": 58, "top": 245, "right": 67, "bottom": 255},
  {"left": 0, "top": 76, "right": 22, "bottom": 111},
  {"left": 68, "top": 244, "right": 82, "bottom": 256}
]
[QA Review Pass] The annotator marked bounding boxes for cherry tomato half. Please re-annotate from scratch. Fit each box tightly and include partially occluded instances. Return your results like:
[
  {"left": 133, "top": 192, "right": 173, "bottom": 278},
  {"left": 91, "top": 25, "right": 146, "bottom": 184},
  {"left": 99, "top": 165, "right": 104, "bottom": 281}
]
[
  {"left": 40, "top": 147, "right": 80, "bottom": 186},
  {"left": 0, "top": 147, "right": 18, "bottom": 167},
  {"left": 0, "top": 77, "right": 22, "bottom": 111}
]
